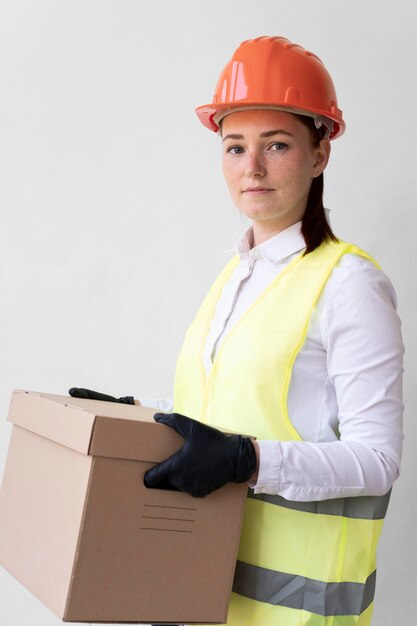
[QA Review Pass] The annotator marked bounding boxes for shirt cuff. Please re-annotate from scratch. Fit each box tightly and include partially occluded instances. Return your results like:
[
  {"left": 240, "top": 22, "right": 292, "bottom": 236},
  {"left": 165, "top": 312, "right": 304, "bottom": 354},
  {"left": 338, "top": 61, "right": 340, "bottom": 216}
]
[
  {"left": 250, "top": 440, "right": 282, "bottom": 494},
  {"left": 138, "top": 397, "right": 174, "bottom": 413}
]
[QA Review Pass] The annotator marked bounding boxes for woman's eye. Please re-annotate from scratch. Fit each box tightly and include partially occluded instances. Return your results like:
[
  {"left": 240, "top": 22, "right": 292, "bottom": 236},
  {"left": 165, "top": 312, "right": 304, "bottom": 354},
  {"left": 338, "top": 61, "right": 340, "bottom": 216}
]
[
  {"left": 269, "top": 142, "right": 287, "bottom": 151},
  {"left": 226, "top": 146, "right": 244, "bottom": 155}
]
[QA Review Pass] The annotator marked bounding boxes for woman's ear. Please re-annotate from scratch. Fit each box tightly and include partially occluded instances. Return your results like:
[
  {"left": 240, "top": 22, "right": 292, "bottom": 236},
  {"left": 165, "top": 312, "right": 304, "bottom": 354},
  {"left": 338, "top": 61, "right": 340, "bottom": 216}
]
[{"left": 313, "top": 138, "right": 331, "bottom": 177}]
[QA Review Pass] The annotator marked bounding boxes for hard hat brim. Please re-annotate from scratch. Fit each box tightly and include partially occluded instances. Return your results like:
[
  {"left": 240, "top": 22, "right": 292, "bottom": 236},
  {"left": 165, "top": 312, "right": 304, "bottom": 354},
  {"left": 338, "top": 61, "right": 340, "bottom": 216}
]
[{"left": 195, "top": 102, "right": 345, "bottom": 140}]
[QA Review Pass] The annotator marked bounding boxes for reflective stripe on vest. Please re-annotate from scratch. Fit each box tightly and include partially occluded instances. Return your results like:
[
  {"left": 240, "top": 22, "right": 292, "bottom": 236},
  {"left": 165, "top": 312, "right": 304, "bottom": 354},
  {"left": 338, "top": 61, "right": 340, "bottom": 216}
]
[
  {"left": 248, "top": 489, "right": 391, "bottom": 520},
  {"left": 233, "top": 562, "right": 376, "bottom": 616},
  {"left": 173, "top": 240, "right": 387, "bottom": 626}
]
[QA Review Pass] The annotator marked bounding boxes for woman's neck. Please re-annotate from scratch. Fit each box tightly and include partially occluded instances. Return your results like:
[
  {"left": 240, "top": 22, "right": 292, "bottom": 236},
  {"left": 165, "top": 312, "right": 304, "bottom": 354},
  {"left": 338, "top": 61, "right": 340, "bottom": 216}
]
[{"left": 251, "top": 219, "right": 300, "bottom": 248}]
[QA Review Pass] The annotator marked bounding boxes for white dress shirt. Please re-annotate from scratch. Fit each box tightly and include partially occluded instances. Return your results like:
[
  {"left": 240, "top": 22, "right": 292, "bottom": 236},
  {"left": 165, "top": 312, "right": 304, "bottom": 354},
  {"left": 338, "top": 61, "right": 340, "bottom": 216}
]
[{"left": 141, "top": 222, "right": 404, "bottom": 501}]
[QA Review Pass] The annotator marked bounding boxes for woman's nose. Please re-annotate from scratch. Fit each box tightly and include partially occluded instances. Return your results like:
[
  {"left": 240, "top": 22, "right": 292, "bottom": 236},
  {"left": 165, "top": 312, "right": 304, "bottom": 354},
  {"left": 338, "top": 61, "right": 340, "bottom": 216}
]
[{"left": 245, "top": 152, "right": 266, "bottom": 178}]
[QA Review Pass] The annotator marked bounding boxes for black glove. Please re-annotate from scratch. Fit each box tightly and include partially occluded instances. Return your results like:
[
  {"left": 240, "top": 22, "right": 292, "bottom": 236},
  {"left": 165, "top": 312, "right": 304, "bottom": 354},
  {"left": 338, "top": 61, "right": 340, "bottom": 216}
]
[
  {"left": 68, "top": 387, "right": 135, "bottom": 405},
  {"left": 143, "top": 412, "right": 257, "bottom": 498}
]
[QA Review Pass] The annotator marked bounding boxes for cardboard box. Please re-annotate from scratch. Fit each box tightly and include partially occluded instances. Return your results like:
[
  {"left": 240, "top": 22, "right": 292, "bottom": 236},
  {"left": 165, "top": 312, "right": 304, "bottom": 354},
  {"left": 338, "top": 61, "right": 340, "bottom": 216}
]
[{"left": 0, "top": 390, "right": 248, "bottom": 623}]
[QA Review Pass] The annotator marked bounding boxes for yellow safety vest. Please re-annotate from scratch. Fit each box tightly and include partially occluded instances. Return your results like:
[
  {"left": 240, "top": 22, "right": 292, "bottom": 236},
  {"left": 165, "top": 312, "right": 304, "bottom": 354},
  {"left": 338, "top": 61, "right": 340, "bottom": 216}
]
[{"left": 173, "top": 239, "right": 390, "bottom": 626}]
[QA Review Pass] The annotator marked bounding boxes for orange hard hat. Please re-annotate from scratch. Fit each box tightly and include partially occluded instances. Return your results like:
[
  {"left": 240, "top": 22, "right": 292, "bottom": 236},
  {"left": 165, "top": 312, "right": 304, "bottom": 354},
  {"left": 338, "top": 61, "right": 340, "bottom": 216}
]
[{"left": 195, "top": 36, "right": 345, "bottom": 140}]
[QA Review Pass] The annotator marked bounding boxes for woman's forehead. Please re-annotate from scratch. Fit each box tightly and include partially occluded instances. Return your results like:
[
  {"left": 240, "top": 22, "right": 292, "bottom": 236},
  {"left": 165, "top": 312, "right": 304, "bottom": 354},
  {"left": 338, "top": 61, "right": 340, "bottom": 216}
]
[{"left": 221, "top": 109, "right": 305, "bottom": 136}]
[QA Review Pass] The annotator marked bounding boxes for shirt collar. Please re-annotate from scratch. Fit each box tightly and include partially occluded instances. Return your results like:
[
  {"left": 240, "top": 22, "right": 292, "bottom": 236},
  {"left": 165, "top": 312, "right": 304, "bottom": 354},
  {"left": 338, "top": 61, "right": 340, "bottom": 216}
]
[{"left": 224, "top": 221, "right": 306, "bottom": 264}]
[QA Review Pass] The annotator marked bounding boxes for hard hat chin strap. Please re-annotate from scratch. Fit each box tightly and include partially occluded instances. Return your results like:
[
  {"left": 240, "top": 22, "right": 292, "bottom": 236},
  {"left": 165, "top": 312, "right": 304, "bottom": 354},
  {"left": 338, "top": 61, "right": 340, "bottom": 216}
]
[{"left": 314, "top": 115, "right": 333, "bottom": 139}]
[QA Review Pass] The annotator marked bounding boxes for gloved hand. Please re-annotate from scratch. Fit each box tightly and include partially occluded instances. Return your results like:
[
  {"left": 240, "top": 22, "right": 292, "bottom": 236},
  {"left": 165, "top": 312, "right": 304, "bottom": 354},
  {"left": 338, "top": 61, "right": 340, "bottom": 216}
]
[
  {"left": 68, "top": 387, "right": 135, "bottom": 405},
  {"left": 143, "top": 412, "right": 257, "bottom": 498}
]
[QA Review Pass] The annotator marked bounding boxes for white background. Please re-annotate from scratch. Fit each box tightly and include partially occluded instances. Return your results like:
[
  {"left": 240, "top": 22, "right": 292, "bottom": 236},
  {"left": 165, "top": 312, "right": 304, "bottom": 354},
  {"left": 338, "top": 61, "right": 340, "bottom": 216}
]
[{"left": 0, "top": 1, "right": 416, "bottom": 624}]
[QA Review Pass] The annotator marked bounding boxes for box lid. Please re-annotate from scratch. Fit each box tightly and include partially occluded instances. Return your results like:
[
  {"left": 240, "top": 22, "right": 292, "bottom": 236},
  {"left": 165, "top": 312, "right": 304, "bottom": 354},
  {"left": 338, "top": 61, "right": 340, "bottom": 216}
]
[{"left": 7, "top": 390, "right": 183, "bottom": 462}]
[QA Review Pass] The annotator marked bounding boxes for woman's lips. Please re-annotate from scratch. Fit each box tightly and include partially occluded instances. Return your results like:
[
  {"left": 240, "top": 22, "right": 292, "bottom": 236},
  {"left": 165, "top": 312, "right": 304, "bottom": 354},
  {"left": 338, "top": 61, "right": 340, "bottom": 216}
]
[{"left": 243, "top": 187, "right": 273, "bottom": 194}]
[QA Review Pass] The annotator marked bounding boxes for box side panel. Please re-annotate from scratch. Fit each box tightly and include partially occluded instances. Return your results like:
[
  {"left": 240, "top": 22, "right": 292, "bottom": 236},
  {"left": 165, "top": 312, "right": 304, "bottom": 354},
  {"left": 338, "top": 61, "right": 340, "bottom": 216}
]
[
  {"left": 0, "top": 425, "right": 92, "bottom": 618},
  {"left": 65, "top": 456, "right": 247, "bottom": 624}
]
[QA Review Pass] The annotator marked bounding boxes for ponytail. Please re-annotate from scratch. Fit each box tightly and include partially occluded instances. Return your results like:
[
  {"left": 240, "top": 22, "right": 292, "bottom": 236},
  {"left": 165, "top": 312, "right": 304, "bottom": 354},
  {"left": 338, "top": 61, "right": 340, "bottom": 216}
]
[{"left": 297, "top": 116, "right": 338, "bottom": 254}]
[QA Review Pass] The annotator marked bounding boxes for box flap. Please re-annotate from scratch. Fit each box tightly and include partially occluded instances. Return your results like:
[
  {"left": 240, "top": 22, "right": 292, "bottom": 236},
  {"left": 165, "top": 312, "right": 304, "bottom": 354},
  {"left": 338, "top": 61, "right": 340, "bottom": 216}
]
[
  {"left": 7, "top": 391, "right": 184, "bottom": 462},
  {"left": 8, "top": 391, "right": 97, "bottom": 455},
  {"left": 88, "top": 415, "right": 184, "bottom": 462}
]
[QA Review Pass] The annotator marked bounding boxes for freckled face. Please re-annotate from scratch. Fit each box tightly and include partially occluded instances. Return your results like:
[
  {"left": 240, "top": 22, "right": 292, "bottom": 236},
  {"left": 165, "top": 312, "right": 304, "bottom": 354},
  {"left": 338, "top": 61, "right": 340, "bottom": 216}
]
[{"left": 221, "top": 109, "right": 328, "bottom": 231}]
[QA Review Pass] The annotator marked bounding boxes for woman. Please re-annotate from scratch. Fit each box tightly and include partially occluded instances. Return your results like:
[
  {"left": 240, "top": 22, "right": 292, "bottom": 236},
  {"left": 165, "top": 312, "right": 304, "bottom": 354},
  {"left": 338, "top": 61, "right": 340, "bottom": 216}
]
[{"left": 70, "top": 36, "right": 403, "bottom": 625}]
